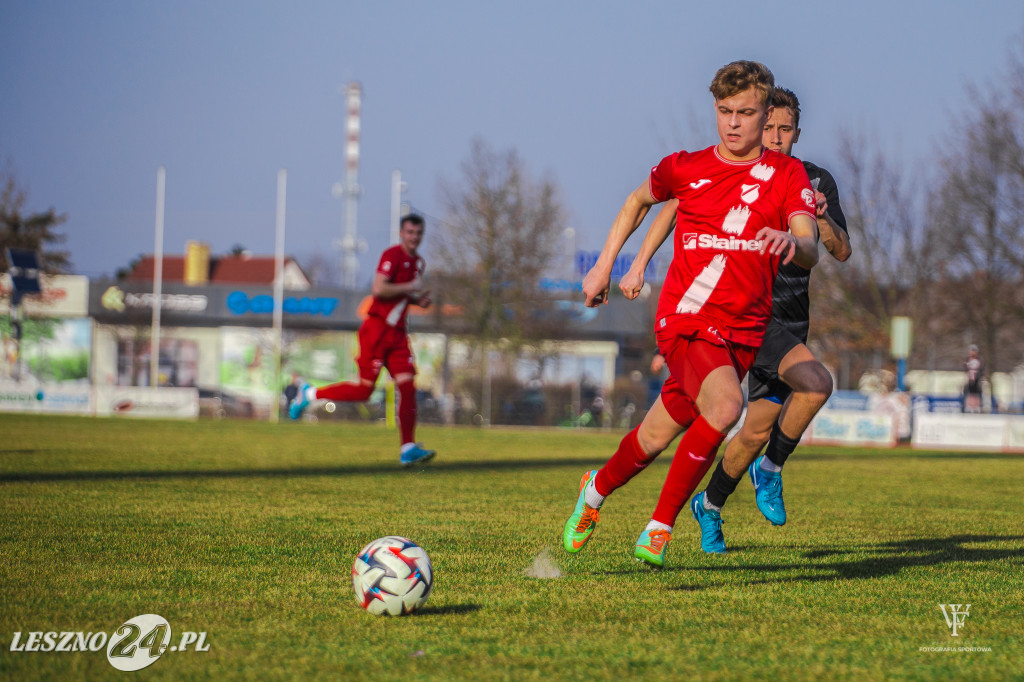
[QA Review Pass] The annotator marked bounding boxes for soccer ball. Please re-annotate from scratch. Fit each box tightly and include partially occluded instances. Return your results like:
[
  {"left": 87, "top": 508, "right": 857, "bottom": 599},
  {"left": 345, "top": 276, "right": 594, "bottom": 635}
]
[{"left": 351, "top": 536, "right": 433, "bottom": 616}]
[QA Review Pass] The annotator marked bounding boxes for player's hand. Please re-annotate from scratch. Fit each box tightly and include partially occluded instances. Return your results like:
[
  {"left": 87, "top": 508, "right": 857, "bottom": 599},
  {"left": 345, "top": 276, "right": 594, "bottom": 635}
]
[
  {"left": 755, "top": 227, "right": 797, "bottom": 264},
  {"left": 582, "top": 265, "right": 611, "bottom": 307},
  {"left": 814, "top": 191, "right": 828, "bottom": 218},
  {"left": 406, "top": 276, "right": 424, "bottom": 295},
  {"left": 619, "top": 267, "right": 645, "bottom": 301},
  {"left": 415, "top": 290, "right": 432, "bottom": 308}
]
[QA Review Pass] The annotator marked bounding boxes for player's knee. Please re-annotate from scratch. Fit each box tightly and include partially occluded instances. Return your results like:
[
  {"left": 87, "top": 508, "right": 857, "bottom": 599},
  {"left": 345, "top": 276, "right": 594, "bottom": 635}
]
[
  {"left": 702, "top": 395, "right": 744, "bottom": 433},
  {"left": 802, "top": 365, "right": 833, "bottom": 409},
  {"left": 636, "top": 423, "right": 672, "bottom": 457},
  {"left": 354, "top": 381, "right": 375, "bottom": 401}
]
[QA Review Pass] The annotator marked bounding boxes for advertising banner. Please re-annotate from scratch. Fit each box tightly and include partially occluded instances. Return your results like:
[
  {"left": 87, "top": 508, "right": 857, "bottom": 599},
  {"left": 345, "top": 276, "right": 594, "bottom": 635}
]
[
  {"left": 805, "top": 409, "right": 898, "bottom": 447},
  {"left": 0, "top": 382, "right": 94, "bottom": 415},
  {"left": 94, "top": 386, "right": 199, "bottom": 419},
  {"left": 912, "top": 413, "right": 1011, "bottom": 451}
]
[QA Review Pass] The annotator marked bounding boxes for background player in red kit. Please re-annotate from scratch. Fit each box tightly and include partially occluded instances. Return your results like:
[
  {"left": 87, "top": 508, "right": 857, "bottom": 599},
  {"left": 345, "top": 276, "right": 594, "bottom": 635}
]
[
  {"left": 289, "top": 214, "right": 436, "bottom": 467},
  {"left": 562, "top": 61, "right": 819, "bottom": 567}
]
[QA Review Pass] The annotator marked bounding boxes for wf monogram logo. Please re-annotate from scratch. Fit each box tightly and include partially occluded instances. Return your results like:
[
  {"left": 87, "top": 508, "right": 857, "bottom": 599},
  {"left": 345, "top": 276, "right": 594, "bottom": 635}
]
[{"left": 939, "top": 603, "right": 971, "bottom": 636}]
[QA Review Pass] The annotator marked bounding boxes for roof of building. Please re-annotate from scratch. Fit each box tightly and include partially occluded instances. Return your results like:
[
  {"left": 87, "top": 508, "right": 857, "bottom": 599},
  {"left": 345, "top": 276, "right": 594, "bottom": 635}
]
[{"left": 126, "top": 253, "right": 310, "bottom": 288}]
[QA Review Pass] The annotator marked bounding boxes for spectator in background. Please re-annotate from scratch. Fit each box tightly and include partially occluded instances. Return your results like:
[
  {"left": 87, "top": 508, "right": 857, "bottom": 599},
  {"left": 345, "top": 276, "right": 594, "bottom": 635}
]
[
  {"left": 964, "top": 345, "right": 984, "bottom": 413},
  {"left": 283, "top": 372, "right": 301, "bottom": 407}
]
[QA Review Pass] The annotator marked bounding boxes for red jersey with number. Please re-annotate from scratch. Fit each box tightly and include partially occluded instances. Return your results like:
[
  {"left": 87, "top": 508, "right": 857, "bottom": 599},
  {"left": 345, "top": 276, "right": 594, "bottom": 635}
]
[
  {"left": 649, "top": 146, "right": 815, "bottom": 346},
  {"left": 367, "top": 245, "right": 424, "bottom": 329}
]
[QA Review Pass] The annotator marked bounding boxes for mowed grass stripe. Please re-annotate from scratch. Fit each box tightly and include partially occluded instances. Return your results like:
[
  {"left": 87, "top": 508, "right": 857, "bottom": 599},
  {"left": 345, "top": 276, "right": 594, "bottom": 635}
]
[{"left": 1, "top": 414, "right": 1021, "bottom": 680}]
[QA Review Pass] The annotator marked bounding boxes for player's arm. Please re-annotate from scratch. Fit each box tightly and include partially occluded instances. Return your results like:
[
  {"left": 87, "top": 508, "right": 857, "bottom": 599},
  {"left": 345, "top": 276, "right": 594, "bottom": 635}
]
[
  {"left": 814, "top": 193, "right": 852, "bottom": 262},
  {"left": 583, "top": 181, "right": 659, "bottom": 306},
  {"left": 620, "top": 199, "right": 677, "bottom": 300},
  {"left": 372, "top": 272, "right": 423, "bottom": 300},
  {"left": 813, "top": 170, "right": 852, "bottom": 262},
  {"left": 756, "top": 214, "right": 818, "bottom": 269}
]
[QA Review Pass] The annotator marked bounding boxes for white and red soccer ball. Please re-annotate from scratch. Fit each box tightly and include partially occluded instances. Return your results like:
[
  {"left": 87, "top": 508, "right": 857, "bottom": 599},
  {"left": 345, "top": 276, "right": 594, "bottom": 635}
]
[{"left": 351, "top": 536, "right": 433, "bottom": 616}]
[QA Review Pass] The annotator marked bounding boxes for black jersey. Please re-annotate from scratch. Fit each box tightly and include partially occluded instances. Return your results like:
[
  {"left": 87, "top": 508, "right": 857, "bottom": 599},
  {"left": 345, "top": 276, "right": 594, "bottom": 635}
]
[{"left": 768, "top": 160, "right": 848, "bottom": 341}]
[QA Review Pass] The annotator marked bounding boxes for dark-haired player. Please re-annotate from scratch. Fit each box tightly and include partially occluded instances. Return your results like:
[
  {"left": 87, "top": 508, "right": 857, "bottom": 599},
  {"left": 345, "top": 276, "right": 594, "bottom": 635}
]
[
  {"left": 562, "top": 62, "right": 819, "bottom": 568},
  {"left": 691, "top": 87, "right": 852, "bottom": 552},
  {"left": 290, "top": 214, "right": 436, "bottom": 467}
]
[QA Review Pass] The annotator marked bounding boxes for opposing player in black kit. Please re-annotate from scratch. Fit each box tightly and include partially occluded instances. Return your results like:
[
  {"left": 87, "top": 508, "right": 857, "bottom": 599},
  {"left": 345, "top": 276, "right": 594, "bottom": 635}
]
[{"left": 691, "top": 87, "right": 853, "bottom": 553}]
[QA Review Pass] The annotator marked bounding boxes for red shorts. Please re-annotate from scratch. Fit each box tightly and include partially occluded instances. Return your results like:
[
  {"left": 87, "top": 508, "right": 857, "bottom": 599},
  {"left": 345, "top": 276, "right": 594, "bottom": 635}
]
[
  {"left": 656, "top": 319, "right": 758, "bottom": 427},
  {"left": 357, "top": 316, "right": 416, "bottom": 382}
]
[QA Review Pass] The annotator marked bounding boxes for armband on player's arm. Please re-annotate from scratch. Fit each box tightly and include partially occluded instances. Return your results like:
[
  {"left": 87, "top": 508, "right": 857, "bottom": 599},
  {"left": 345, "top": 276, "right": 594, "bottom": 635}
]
[{"left": 788, "top": 213, "right": 819, "bottom": 270}]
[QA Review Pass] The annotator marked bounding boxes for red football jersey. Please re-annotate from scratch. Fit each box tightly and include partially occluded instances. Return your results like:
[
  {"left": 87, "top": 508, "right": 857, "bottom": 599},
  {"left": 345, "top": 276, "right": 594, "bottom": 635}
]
[
  {"left": 649, "top": 146, "right": 815, "bottom": 346},
  {"left": 367, "top": 245, "right": 425, "bottom": 328}
]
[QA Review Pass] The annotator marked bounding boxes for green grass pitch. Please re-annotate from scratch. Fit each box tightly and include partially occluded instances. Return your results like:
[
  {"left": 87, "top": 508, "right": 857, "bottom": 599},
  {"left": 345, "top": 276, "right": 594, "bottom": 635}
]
[{"left": 1, "top": 413, "right": 1022, "bottom": 679}]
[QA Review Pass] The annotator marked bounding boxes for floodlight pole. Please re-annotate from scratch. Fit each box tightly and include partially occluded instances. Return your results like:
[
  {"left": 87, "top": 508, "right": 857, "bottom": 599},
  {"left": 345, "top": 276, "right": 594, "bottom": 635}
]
[
  {"left": 390, "top": 170, "right": 407, "bottom": 245},
  {"left": 150, "top": 166, "right": 166, "bottom": 389},
  {"left": 270, "top": 169, "right": 287, "bottom": 423}
]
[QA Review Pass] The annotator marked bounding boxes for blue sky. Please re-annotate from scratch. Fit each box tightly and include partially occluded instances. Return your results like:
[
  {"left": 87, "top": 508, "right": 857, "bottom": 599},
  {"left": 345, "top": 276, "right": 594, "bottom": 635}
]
[{"left": 2, "top": 1, "right": 1022, "bottom": 284}]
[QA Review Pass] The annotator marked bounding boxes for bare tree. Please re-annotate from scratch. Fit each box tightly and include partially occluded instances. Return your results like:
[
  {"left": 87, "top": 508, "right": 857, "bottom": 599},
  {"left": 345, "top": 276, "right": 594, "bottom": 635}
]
[
  {"left": 433, "top": 138, "right": 567, "bottom": 346},
  {"left": 808, "top": 131, "right": 935, "bottom": 387},
  {"left": 929, "top": 85, "right": 1024, "bottom": 374},
  {"left": 431, "top": 139, "right": 568, "bottom": 423}
]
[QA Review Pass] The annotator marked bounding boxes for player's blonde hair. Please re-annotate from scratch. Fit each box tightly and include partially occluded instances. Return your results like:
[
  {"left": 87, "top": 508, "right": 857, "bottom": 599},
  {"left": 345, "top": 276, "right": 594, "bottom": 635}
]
[{"left": 709, "top": 61, "right": 774, "bottom": 106}]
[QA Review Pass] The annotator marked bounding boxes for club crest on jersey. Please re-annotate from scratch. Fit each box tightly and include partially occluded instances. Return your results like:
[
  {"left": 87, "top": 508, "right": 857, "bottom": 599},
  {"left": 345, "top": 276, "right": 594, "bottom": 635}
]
[
  {"left": 750, "top": 163, "right": 775, "bottom": 182},
  {"left": 722, "top": 205, "right": 750, "bottom": 235},
  {"left": 740, "top": 183, "right": 760, "bottom": 204},
  {"left": 801, "top": 188, "right": 815, "bottom": 208}
]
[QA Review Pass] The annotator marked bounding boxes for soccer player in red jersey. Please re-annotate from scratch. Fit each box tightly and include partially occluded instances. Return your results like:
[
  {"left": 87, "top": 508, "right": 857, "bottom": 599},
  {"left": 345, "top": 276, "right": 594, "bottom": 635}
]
[
  {"left": 562, "top": 61, "right": 819, "bottom": 567},
  {"left": 289, "top": 214, "right": 436, "bottom": 467}
]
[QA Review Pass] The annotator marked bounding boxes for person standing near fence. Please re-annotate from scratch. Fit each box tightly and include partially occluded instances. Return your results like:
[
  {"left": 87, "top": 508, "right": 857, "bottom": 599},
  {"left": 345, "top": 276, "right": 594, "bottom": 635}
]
[{"left": 964, "top": 344, "right": 984, "bottom": 413}]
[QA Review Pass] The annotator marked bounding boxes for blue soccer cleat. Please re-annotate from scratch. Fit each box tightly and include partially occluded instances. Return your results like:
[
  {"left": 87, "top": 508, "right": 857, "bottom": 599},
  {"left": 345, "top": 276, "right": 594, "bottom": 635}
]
[
  {"left": 288, "top": 383, "right": 311, "bottom": 420},
  {"left": 749, "top": 455, "right": 787, "bottom": 526},
  {"left": 400, "top": 444, "right": 436, "bottom": 467},
  {"left": 690, "top": 492, "right": 726, "bottom": 554}
]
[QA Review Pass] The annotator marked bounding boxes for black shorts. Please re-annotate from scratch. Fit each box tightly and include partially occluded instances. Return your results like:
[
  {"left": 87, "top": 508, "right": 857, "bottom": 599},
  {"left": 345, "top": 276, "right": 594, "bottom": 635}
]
[{"left": 747, "top": 323, "right": 804, "bottom": 404}]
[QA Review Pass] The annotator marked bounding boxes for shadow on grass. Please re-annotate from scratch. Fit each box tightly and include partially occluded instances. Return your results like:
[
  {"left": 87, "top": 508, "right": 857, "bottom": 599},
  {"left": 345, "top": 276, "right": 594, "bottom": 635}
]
[
  {"left": 664, "top": 533, "right": 1024, "bottom": 591},
  {"left": 413, "top": 603, "right": 482, "bottom": 617},
  {"left": 0, "top": 458, "right": 614, "bottom": 483}
]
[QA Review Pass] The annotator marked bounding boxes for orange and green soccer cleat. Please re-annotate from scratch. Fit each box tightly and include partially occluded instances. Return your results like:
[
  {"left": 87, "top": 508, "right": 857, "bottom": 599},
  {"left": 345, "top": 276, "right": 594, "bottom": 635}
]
[
  {"left": 562, "top": 470, "right": 601, "bottom": 553},
  {"left": 634, "top": 528, "right": 672, "bottom": 568}
]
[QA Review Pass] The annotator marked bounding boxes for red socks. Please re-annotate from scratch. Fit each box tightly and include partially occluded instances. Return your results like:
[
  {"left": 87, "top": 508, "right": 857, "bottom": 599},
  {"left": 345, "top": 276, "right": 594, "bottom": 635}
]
[
  {"left": 315, "top": 381, "right": 374, "bottom": 402},
  {"left": 594, "top": 427, "right": 656, "bottom": 497},
  {"left": 651, "top": 416, "right": 726, "bottom": 527},
  {"left": 397, "top": 381, "right": 416, "bottom": 445}
]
